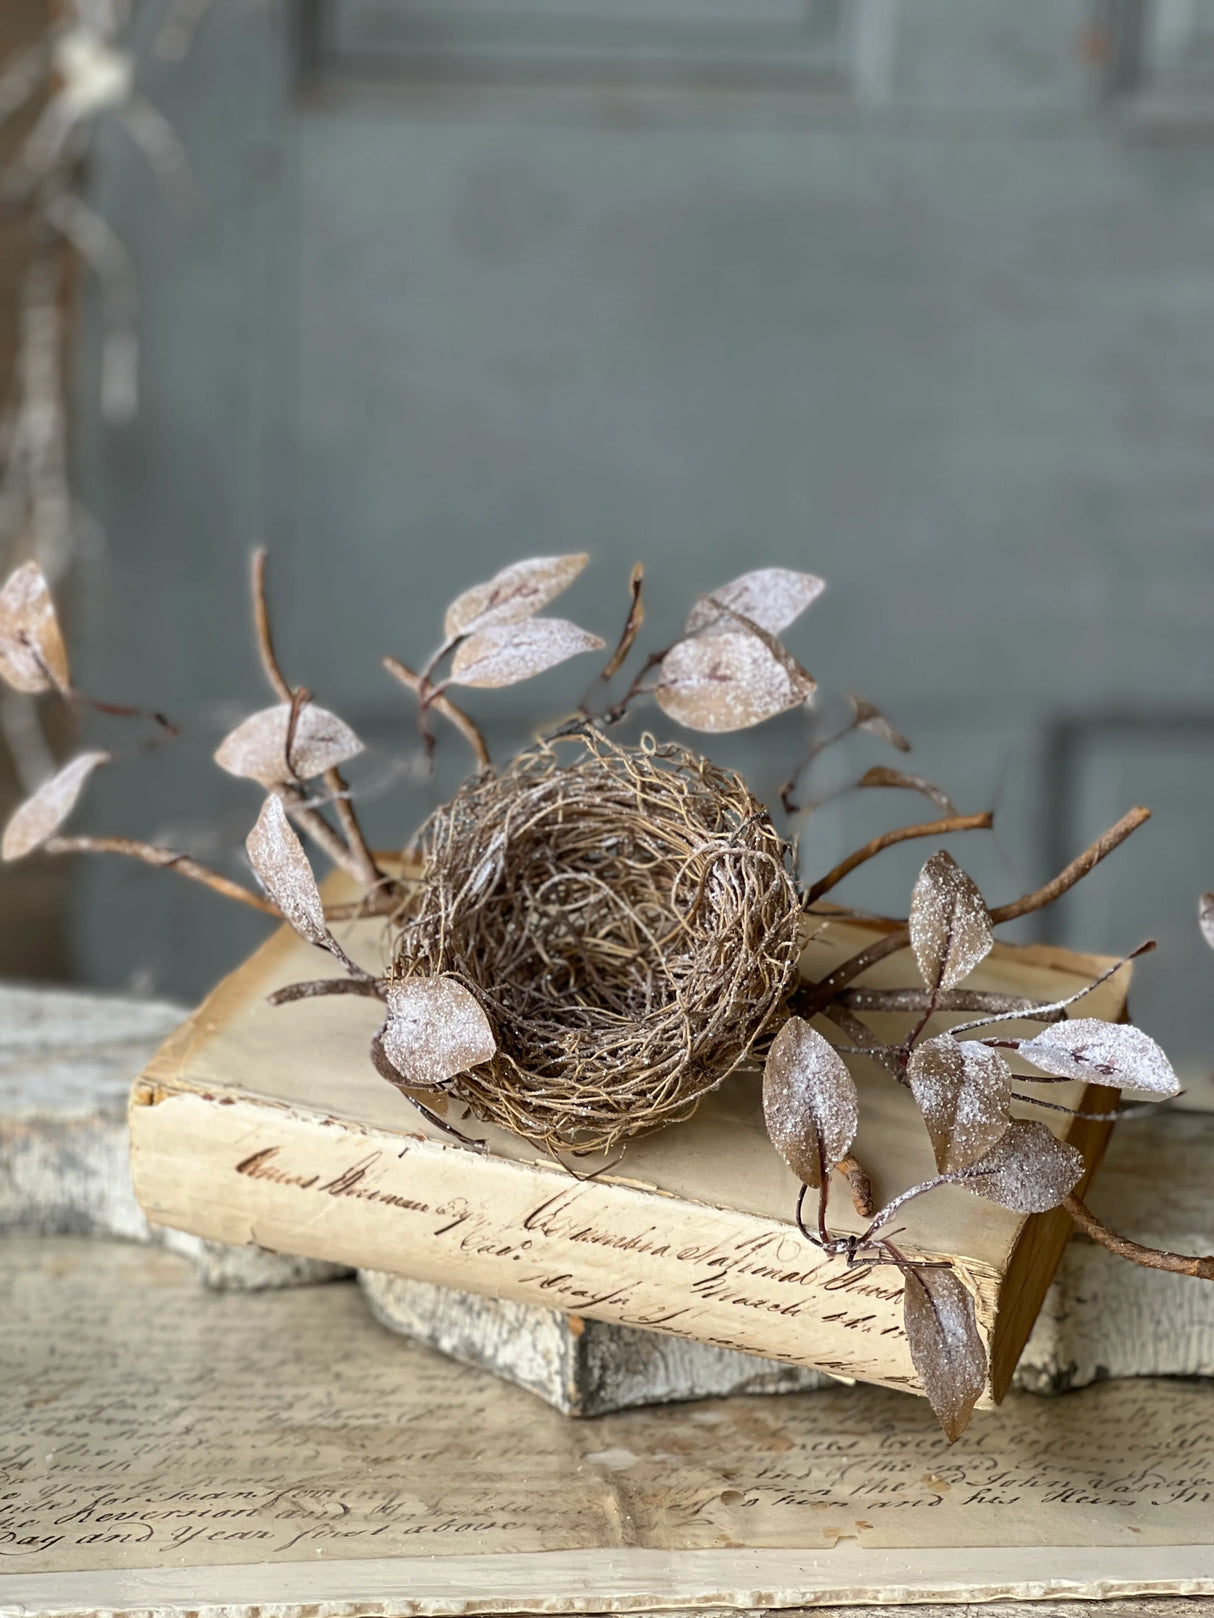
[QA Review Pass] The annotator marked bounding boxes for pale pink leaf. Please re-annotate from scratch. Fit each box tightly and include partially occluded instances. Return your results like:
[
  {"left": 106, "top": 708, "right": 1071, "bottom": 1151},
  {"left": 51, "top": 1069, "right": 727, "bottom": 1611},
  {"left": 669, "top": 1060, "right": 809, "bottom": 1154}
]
[
  {"left": 684, "top": 568, "right": 826, "bottom": 637},
  {"left": 1200, "top": 893, "right": 1214, "bottom": 954},
  {"left": 0, "top": 561, "right": 70, "bottom": 694},
  {"left": 858, "top": 765, "right": 956, "bottom": 815},
  {"left": 962, "top": 1119, "right": 1084, "bottom": 1213},
  {"left": 379, "top": 976, "right": 497, "bottom": 1092},
  {"left": 214, "top": 702, "right": 363, "bottom": 787},
  {"left": 656, "top": 629, "right": 815, "bottom": 735},
  {"left": 1017, "top": 1018, "right": 1180, "bottom": 1098},
  {"left": 447, "top": 617, "right": 604, "bottom": 689},
  {"left": 903, "top": 1267, "right": 986, "bottom": 1442},
  {"left": 1, "top": 750, "right": 109, "bottom": 860},
  {"left": 849, "top": 693, "right": 911, "bottom": 753},
  {"left": 906, "top": 1034, "right": 1012, "bottom": 1174},
  {"left": 763, "top": 1016, "right": 858, "bottom": 1189},
  {"left": 909, "top": 850, "right": 993, "bottom": 993},
  {"left": 245, "top": 795, "right": 328, "bottom": 947},
  {"left": 444, "top": 554, "right": 589, "bottom": 640}
]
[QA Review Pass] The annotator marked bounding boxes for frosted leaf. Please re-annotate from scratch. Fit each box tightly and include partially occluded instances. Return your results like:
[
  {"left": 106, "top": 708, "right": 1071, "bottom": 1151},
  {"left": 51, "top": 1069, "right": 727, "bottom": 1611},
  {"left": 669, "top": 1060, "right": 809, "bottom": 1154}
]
[
  {"left": 53, "top": 27, "right": 133, "bottom": 117},
  {"left": 1018, "top": 1018, "right": 1180, "bottom": 1098},
  {"left": 1, "top": 751, "right": 109, "bottom": 860},
  {"left": 762, "top": 1016, "right": 858, "bottom": 1189},
  {"left": 380, "top": 976, "right": 497, "bottom": 1092},
  {"left": 656, "top": 630, "right": 815, "bottom": 735},
  {"left": 444, "top": 554, "right": 589, "bottom": 641},
  {"left": 684, "top": 568, "right": 825, "bottom": 637},
  {"left": 903, "top": 1267, "right": 986, "bottom": 1442},
  {"left": 214, "top": 702, "right": 364, "bottom": 787},
  {"left": 0, "top": 561, "right": 70, "bottom": 695},
  {"left": 849, "top": 693, "right": 910, "bottom": 753},
  {"left": 448, "top": 618, "right": 605, "bottom": 689},
  {"left": 962, "top": 1120, "right": 1084, "bottom": 1214},
  {"left": 245, "top": 795, "right": 328, "bottom": 947},
  {"left": 858, "top": 765, "right": 956, "bottom": 816},
  {"left": 1200, "top": 893, "right": 1214, "bottom": 954},
  {"left": 909, "top": 851, "right": 993, "bottom": 993},
  {"left": 907, "top": 1035, "right": 1012, "bottom": 1174}
]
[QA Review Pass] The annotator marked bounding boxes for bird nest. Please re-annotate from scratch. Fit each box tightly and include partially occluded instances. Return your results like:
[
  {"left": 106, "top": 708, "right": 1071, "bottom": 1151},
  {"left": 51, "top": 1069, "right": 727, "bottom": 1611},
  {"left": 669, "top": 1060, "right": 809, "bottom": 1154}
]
[{"left": 392, "top": 728, "right": 804, "bottom": 1153}]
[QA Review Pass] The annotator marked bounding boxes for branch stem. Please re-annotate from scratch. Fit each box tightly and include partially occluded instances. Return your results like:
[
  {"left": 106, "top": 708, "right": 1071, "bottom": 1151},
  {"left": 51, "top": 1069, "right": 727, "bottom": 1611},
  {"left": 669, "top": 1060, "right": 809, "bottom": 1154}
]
[
  {"left": 804, "top": 812, "right": 993, "bottom": 904},
  {"left": 251, "top": 548, "right": 293, "bottom": 701},
  {"left": 1063, "top": 1194, "right": 1214, "bottom": 1280},
  {"left": 383, "top": 656, "right": 489, "bottom": 769},
  {"left": 44, "top": 836, "right": 279, "bottom": 915}
]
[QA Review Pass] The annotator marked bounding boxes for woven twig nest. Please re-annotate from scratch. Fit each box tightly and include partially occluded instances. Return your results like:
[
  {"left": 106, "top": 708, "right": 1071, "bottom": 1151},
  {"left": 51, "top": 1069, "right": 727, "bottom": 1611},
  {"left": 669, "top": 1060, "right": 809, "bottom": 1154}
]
[{"left": 392, "top": 727, "right": 803, "bottom": 1153}]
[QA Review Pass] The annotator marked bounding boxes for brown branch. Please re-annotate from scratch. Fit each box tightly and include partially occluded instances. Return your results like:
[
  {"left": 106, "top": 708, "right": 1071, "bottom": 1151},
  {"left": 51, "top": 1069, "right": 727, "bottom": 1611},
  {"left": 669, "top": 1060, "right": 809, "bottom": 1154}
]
[
  {"left": 599, "top": 562, "right": 645, "bottom": 682},
  {"left": 818, "top": 1002, "right": 905, "bottom": 1080},
  {"left": 1063, "top": 1194, "right": 1214, "bottom": 1280},
  {"left": 268, "top": 976, "right": 386, "bottom": 1006},
  {"left": 838, "top": 986, "right": 1067, "bottom": 1021},
  {"left": 797, "top": 806, "right": 1151, "bottom": 1020},
  {"left": 44, "top": 836, "right": 280, "bottom": 915},
  {"left": 835, "top": 1153, "right": 876, "bottom": 1219},
  {"left": 804, "top": 812, "right": 993, "bottom": 904},
  {"left": 251, "top": 547, "right": 292, "bottom": 701},
  {"left": 275, "top": 784, "right": 365, "bottom": 881},
  {"left": 324, "top": 767, "right": 384, "bottom": 887},
  {"left": 383, "top": 655, "right": 489, "bottom": 769}
]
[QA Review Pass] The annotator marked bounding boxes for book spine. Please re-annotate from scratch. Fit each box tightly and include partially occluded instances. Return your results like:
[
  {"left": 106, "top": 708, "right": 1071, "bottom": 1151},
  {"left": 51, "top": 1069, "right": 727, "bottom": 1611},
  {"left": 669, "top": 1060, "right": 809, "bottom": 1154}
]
[{"left": 129, "top": 1084, "right": 1000, "bottom": 1396}]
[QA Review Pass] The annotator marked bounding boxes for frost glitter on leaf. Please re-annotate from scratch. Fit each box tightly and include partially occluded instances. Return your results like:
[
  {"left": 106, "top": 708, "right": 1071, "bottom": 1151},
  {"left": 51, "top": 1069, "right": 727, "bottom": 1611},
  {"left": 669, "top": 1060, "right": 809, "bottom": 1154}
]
[
  {"left": 762, "top": 1016, "right": 858, "bottom": 1189},
  {"left": 444, "top": 554, "right": 589, "bottom": 641},
  {"left": 684, "top": 568, "right": 826, "bottom": 637},
  {"left": 656, "top": 630, "right": 815, "bottom": 735},
  {"left": 381, "top": 976, "right": 497, "bottom": 1092},
  {"left": 962, "top": 1120, "right": 1084, "bottom": 1214},
  {"left": 448, "top": 618, "right": 605, "bottom": 689},
  {"left": 0, "top": 561, "right": 70, "bottom": 694},
  {"left": 857, "top": 765, "right": 956, "bottom": 816},
  {"left": 1017, "top": 1018, "right": 1180, "bottom": 1098},
  {"left": 245, "top": 795, "right": 328, "bottom": 947},
  {"left": 849, "top": 693, "right": 911, "bottom": 753},
  {"left": 214, "top": 702, "right": 364, "bottom": 787},
  {"left": 909, "top": 850, "right": 994, "bottom": 993},
  {"left": 903, "top": 1267, "right": 987, "bottom": 1442},
  {"left": 906, "top": 1035, "right": 1012, "bottom": 1174},
  {"left": 2, "top": 750, "right": 109, "bottom": 860}
]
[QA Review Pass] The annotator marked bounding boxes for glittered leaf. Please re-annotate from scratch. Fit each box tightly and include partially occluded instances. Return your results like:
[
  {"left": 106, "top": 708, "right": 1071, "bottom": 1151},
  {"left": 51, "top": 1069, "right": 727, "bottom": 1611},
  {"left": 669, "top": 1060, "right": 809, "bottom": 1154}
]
[
  {"left": 857, "top": 765, "right": 956, "bottom": 815},
  {"left": 1, "top": 750, "right": 109, "bottom": 860},
  {"left": 684, "top": 568, "right": 825, "bottom": 637},
  {"left": 962, "top": 1120, "right": 1084, "bottom": 1213},
  {"left": 909, "top": 851, "right": 993, "bottom": 993},
  {"left": 906, "top": 1035, "right": 1012, "bottom": 1173},
  {"left": 903, "top": 1267, "right": 986, "bottom": 1442},
  {"left": 214, "top": 702, "right": 363, "bottom": 787},
  {"left": 656, "top": 629, "right": 815, "bottom": 735},
  {"left": 0, "top": 561, "right": 70, "bottom": 694},
  {"left": 762, "top": 1016, "right": 858, "bottom": 1189},
  {"left": 380, "top": 976, "right": 497, "bottom": 1092},
  {"left": 1018, "top": 1018, "right": 1180, "bottom": 1098},
  {"left": 448, "top": 618, "right": 605, "bottom": 689},
  {"left": 245, "top": 795, "right": 328, "bottom": 947},
  {"left": 1200, "top": 893, "right": 1214, "bottom": 954},
  {"left": 849, "top": 693, "right": 910, "bottom": 753},
  {"left": 444, "top": 555, "right": 589, "bottom": 641}
]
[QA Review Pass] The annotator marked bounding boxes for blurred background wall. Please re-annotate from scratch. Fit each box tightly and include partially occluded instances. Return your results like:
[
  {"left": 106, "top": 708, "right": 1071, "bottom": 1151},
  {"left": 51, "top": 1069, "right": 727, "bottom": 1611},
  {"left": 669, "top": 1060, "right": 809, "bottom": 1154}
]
[{"left": 7, "top": 0, "right": 1214, "bottom": 1077}]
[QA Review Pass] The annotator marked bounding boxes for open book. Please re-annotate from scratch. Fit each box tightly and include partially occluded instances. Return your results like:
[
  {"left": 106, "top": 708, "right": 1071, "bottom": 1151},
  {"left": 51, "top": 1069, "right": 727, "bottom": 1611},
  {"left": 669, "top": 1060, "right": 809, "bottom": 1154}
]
[{"left": 129, "top": 909, "right": 1129, "bottom": 1405}]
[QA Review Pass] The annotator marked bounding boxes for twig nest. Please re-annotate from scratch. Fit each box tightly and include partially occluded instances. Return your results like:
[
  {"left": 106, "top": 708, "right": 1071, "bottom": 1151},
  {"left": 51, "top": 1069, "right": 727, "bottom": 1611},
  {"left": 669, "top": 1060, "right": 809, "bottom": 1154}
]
[{"left": 392, "top": 728, "right": 803, "bottom": 1153}]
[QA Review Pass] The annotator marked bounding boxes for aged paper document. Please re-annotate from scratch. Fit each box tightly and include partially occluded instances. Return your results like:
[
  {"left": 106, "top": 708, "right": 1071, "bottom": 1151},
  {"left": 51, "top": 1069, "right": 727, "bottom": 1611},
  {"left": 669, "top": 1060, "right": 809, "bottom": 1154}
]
[{"left": 2, "top": 1238, "right": 1213, "bottom": 1614}]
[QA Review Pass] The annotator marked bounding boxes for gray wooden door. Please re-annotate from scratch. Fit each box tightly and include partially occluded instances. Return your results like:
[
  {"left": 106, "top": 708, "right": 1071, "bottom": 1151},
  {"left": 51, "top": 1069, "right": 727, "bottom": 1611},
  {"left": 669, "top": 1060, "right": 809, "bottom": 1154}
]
[{"left": 75, "top": 0, "right": 1214, "bottom": 1088}]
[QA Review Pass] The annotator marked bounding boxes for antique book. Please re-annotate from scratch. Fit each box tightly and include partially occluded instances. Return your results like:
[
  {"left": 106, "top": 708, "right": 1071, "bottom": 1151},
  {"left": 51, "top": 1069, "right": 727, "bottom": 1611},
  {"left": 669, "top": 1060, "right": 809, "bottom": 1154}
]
[{"left": 128, "top": 905, "right": 1131, "bottom": 1406}]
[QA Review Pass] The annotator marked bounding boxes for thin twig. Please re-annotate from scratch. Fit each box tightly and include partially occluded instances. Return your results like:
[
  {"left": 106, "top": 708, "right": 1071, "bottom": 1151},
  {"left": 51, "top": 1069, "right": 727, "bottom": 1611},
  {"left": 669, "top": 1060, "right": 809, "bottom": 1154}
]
[
  {"left": 44, "top": 836, "right": 279, "bottom": 916},
  {"left": 324, "top": 766, "right": 384, "bottom": 887},
  {"left": 804, "top": 812, "right": 993, "bottom": 905},
  {"left": 251, "top": 548, "right": 292, "bottom": 701},
  {"left": 838, "top": 986, "right": 1067, "bottom": 1021},
  {"left": 797, "top": 806, "right": 1151, "bottom": 1020},
  {"left": 269, "top": 977, "right": 387, "bottom": 1006},
  {"left": 383, "top": 656, "right": 489, "bottom": 769},
  {"left": 275, "top": 784, "right": 365, "bottom": 881},
  {"left": 599, "top": 562, "right": 645, "bottom": 683},
  {"left": 1063, "top": 1194, "right": 1214, "bottom": 1280},
  {"left": 818, "top": 1002, "right": 905, "bottom": 1080},
  {"left": 835, "top": 1153, "right": 876, "bottom": 1218}
]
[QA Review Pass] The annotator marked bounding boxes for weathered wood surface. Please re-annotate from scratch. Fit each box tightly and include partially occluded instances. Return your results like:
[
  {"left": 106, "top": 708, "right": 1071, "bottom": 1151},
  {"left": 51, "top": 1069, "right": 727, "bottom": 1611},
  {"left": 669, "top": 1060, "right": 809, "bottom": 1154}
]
[{"left": 5, "top": 981, "right": 1214, "bottom": 1412}]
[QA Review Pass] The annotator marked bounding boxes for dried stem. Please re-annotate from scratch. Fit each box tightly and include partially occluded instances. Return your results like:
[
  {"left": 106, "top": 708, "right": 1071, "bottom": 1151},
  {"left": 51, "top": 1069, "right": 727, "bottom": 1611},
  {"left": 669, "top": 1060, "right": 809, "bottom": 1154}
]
[
  {"left": 1063, "top": 1194, "right": 1214, "bottom": 1280},
  {"left": 383, "top": 656, "right": 489, "bottom": 769},
  {"left": 838, "top": 986, "right": 1066, "bottom": 1021},
  {"left": 324, "top": 766, "right": 385, "bottom": 887},
  {"left": 275, "top": 784, "right": 366, "bottom": 882},
  {"left": 804, "top": 812, "right": 993, "bottom": 905},
  {"left": 44, "top": 836, "right": 279, "bottom": 916},
  {"left": 835, "top": 1153, "right": 876, "bottom": 1218},
  {"left": 599, "top": 562, "right": 645, "bottom": 683},
  {"left": 251, "top": 548, "right": 292, "bottom": 701},
  {"left": 819, "top": 1003, "right": 905, "bottom": 1080},
  {"left": 269, "top": 977, "right": 387, "bottom": 1006},
  {"left": 798, "top": 806, "right": 1151, "bottom": 1020}
]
